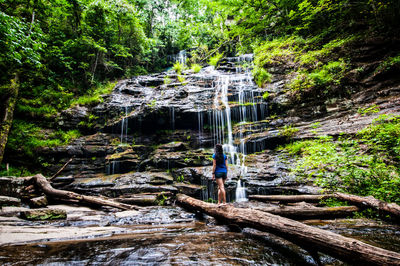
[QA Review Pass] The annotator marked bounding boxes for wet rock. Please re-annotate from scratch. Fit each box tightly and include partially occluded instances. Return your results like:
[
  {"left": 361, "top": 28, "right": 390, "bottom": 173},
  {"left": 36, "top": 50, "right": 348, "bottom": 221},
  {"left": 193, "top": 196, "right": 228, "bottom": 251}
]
[
  {"left": 0, "top": 206, "right": 31, "bottom": 217},
  {"left": 173, "top": 183, "right": 203, "bottom": 198},
  {"left": 0, "top": 196, "right": 21, "bottom": 207},
  {"left": 149, "top": 172, "right": 174, "bottom": 185},
  {"left": 0, "top": 177, "right": 31, "bottom": 198},
  {"left": 20, "top": 208, "right": 67, "bottom": 220},
  {"left": 29, "top": 196, "right": 48, "bottom": 208}
]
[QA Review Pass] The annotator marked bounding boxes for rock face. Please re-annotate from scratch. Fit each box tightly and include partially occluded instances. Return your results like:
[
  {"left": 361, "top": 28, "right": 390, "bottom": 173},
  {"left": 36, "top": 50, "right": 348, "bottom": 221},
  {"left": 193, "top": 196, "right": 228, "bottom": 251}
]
[{"left": 16, "top": 48, "right": 400, "bottom": 202}]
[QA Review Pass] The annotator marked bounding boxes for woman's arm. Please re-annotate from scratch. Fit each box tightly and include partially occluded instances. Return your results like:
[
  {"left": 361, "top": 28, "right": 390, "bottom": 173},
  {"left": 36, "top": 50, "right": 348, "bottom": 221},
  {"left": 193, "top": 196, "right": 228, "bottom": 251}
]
[
  {"left": 225, "top": 159, "right": 228, "bottom": 173},
  {"left": 212, "top": 159, "right": 216, "bottom": 180}
]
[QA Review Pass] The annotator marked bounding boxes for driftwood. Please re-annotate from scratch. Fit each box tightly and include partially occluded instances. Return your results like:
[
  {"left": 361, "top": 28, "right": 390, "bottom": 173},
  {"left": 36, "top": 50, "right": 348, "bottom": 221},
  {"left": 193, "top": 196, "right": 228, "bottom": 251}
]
[
  {"left": 250, "top": 193, "right": 400, "bottom": 220},
  {"left": 249, "top": 194, "right": 334, "bottom": 203},
  {"left": 176, "top": 194, "right": 400, "bottom": 265},
  {"left": 116, "top": 194, "right": 158, "bottom": 206},
  {"left": 50, "top": 158, "right": 73, "bottom": 180},
  {"left": 334, "top": 192, "right": 400, "bottom": 220},
  {"left": 31, "top": 174, "right": 137, "bottom": 210},
  {"left": 252, "top": 205, "right": 359, "bottom": 219}
]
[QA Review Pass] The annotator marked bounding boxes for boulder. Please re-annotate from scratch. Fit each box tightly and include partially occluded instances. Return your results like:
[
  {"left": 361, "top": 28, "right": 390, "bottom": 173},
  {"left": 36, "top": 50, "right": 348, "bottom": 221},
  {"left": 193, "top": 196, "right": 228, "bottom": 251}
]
[{"left": 29, "top": 196, "right": 48, "bottom": 208}]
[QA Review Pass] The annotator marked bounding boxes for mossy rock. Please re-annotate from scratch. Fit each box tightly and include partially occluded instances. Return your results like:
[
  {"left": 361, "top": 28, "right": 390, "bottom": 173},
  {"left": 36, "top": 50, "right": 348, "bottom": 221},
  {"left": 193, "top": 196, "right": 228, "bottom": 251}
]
[{"left": 20, "top": 208, "right": 67, "bottom": 220}]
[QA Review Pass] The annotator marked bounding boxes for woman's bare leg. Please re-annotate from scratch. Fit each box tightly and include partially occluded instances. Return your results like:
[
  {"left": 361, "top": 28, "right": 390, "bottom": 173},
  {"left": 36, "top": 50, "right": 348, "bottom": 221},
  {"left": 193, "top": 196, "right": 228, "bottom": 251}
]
[{"left": 216, "top": 178, "right": 226, "bottom": 204}]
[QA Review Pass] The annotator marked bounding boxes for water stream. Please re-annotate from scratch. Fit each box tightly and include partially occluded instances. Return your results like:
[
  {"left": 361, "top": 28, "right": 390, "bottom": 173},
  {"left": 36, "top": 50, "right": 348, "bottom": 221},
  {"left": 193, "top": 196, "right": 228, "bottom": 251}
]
[{"left": 206, "top": 58, "right": 263, "bottom": 202}]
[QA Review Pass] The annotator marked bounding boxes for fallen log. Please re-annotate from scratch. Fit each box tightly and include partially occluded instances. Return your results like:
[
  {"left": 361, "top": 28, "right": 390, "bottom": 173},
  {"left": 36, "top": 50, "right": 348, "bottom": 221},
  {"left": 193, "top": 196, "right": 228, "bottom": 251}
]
[
  {"left": 116, "top": 194, "right": 158, "bottom": 206},
  {"left": 252, "top": 205, "right": 359, "bottom": 219},
  {"left": 176, "top": 194, "right": 400, "bottom": 265},
  {"left": 31, "top": 174, "right": 137, "bottom": 210},
  {"left": 249, "top": 194, "right": 334, "bottom": 203},
  {"left": 334, "top": 192, "right": 400, "bottom": 220}
]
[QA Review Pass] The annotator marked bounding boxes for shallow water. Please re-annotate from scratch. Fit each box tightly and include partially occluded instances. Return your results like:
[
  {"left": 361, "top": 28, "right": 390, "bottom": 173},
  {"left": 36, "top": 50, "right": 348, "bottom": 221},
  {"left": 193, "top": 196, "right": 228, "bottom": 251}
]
[
  {"left": 0, "top": 222, "right": 320, "bottom": 265},
  {"left": 1, "top": 205, "right": 399, "bottom": 265}
]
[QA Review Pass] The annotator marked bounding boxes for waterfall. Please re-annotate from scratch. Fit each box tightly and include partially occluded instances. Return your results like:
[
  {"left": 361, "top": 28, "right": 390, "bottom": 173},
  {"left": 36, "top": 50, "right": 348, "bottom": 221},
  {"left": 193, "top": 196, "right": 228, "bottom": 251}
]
[
  {"left": 120, "top": 106, "right": 129, "bottom": 143},
  {"left": 176, "top": 50, "right": 187, "bottom": 65},
  {"left": 170, "top": 106, "right": 175, "bottom": 130},
  {"left": 235, "top": 179, "right": 247, "bottom": 202}
]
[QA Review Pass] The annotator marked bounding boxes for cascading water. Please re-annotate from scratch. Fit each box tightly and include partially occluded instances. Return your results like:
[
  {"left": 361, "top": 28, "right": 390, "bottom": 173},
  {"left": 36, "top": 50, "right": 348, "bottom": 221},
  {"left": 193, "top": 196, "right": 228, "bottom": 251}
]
[
  {"left": 120, "top": 106, "right": 129, "bottom": 143},
  {"left": 235, "top": 179, "right": 247, "bottom": 202},
  {"left": 208, "top": 57, "right": 263, "bottom": 202}
]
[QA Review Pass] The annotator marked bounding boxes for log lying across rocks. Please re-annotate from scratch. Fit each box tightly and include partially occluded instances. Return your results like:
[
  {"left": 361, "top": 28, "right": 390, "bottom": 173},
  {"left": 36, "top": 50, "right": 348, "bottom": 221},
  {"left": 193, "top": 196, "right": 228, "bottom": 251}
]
[
  {"left": 334, "top": 192, "right": 400, "bottom": 220},
  {"left": 253, "top": 205, "right": 359, "bottom": 220},
  {"left": 249, "top": 193, "right": 400, "bottom": 220},
  {"left": 249, "top": 194, "right": 334, "bottom": 203},
  {"left": 176, "top": 194, "right": 400, "bottom": 265},
  {"left": 31, "top": 174, "right": 137, "bottom": 210}
]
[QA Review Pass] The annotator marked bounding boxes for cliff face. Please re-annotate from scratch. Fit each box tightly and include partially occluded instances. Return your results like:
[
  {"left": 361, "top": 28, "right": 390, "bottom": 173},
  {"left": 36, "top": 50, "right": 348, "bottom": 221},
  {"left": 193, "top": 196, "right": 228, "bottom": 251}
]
[{"left": 8, "top": 38, "right": 400, "bottom": 200}]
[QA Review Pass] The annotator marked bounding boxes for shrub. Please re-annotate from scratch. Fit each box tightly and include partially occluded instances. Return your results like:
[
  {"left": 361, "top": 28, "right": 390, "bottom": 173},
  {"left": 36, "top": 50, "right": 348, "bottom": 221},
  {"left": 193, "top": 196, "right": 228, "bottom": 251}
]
[
  {"left": 280, "top": 118, "right": 400, "bottom": 204},
  {"left": 191, "top": 64, "right": 202, "bottom": 73},
  {"left": 70, "top": 81, "right": 116, "bottom": 107},
  {"left": 252, "top": 66, "right": 272, "bottom": 87},
  {"left": 208, "top": 52, "right": 223, "bottom": 67},
  {"left": 164, "top": 76, "right": 172, "bottom": 85},
  {"left": 173, "top": 61, "right": 185, "bottom": 74}
]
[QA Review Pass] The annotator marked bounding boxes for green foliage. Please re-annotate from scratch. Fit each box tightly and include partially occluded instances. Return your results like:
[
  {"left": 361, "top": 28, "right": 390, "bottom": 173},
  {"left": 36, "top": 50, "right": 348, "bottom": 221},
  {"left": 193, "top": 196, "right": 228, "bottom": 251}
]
[
  {"left": 0, "top": 164, "right": 33, "bottom": 177},
  {"left": 279, "top": 125, "right": 299, "bottom": 139},
  {"left": 280, "top": 117, "right": 400, "bottom": 204},
  {"left": 254, "top": 37, "right": 300, "bottom": 67},
  {"left": 375, "top": 54, "right": 400, "bottom": 73},
  {"left": 177, "top": 175, "right": 185, "bottom": 182},
  {"left": 70, "top": 81, "right": 116, "bottom": 107},
  {"left": 6, "top": 120, "right": 81, "bottom": 158},
  {"left": 252, "top": 66, "right": 272, "bottom": 88},
  {"left": 147, "top": 99, "right": 157, "bottom": 109},
  {"left": 191, "top": 64, "right": 202, "bottom": 73},
  {"left": 208, "top": 52, "right": 223, "bottom": 67},
  {"left": 319, "top": 198, "right": 348, "bottom": 207},
  {"left": 262, "top": 92, "right": 270, "bottom": 100},
  {"left": 173, "top": 61, "right": 185, "bottom": 74},
  {"left": 157, "top": 192, "right": 168, "bottom": 206},
  {"left": 357, "top": 105, "right": 380, "bottom": 116},
  {"left": 177, "top": 75, "right": 187, "bottom": 84},
  {"left": 164, "top": 76, "right": 172, "bottom": 85},
  {"left": 205, "top": 198, "right": 216, "bottom": 203}
]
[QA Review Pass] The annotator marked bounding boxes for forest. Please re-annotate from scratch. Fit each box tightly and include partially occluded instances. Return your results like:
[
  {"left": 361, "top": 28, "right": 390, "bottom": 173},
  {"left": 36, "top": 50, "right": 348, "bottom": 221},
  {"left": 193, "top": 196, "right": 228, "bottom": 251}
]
[{"left": 1, "top": 0, "right": 400, "bottom": 264}]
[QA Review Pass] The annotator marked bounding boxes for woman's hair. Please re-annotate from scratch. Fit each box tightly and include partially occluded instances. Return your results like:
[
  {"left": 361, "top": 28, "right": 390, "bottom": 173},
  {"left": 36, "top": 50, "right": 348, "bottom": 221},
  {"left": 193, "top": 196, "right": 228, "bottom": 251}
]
[{"left": 214, "top": 144, "right": 224, "bottom": 164}]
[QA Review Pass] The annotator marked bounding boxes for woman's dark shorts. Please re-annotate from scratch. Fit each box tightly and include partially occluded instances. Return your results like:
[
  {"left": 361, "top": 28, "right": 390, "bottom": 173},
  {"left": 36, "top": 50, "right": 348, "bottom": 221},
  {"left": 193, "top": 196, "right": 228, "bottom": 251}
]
[{"left": 215, "top": 172, "right": 227, "bottom": 180}]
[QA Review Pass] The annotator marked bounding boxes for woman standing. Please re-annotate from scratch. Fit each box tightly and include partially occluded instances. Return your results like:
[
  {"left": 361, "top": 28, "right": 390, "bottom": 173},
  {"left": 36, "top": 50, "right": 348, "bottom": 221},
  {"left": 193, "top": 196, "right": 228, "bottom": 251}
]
[{"left": 212, "top": 144, "right": 228, "bottom": 205}]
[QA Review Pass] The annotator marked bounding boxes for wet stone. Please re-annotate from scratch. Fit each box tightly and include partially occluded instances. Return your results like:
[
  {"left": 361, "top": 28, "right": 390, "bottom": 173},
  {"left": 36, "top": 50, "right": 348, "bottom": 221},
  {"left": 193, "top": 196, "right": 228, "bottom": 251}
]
[
  {"left": 0, "top": 196, "right": 21, "bottom": 207},
  {"left": 29, "top": 195, "right": 48, "bottom": 208}
]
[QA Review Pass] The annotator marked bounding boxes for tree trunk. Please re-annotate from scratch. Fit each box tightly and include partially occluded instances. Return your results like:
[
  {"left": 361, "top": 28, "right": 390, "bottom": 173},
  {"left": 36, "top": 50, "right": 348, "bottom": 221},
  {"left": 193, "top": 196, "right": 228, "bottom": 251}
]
[
  {"left": 116, "top": 194, "right": 158, "bottom": 206},
  {"left": 0, "top": 73, "right": 19, "bottom": 165},
  {"left": 176, "top": 194, "right": 400, "bottom": 265},
  {"left": 251, "top": 205, "right": 359, "bottom": 220},
  {"left": 334, "top": 192, "right": 400, "bottom": 220},
  {"left": 31, "top": 174, "right": 138, "bottom": 210},
  {"left": 249, "top": 194, "right": 334, "bottom": 203}
]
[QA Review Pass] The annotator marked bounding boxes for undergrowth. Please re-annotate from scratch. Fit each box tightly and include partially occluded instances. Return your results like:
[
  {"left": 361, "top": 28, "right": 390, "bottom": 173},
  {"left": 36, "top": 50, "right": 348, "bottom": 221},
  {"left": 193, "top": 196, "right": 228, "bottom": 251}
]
[
  {"left": 253, "top": 35, "right": 357, "bottom": 98},
  {"left": 7, "top": 120, "right": 81, "bottom": 158},
  {"left": 70, "top": 81, "right": 116, "bottom": 107},
  {"left": 280, "top": 115, "right": 400, "bottom": 204}
]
